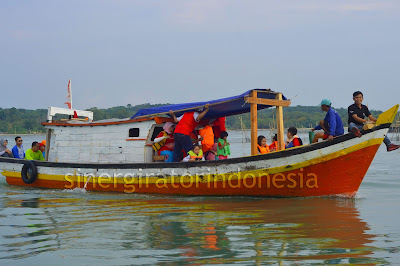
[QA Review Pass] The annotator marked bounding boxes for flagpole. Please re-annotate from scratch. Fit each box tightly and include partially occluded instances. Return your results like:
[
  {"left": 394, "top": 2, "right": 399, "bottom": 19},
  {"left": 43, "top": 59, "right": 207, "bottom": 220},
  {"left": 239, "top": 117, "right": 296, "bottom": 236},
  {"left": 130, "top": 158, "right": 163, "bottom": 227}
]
[
  {"left": 69, "top": 79, "right": 72, "bottom": 109},
  {"left": 65, "top": 79, "right": 72, "bottom": 109}
]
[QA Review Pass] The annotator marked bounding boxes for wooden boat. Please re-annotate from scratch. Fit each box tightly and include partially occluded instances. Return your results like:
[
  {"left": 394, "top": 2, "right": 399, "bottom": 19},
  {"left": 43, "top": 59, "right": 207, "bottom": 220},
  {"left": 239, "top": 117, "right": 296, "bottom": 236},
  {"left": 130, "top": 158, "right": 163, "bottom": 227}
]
[{"left": 0, "top": 89, "right": 398, "bottom": 197}]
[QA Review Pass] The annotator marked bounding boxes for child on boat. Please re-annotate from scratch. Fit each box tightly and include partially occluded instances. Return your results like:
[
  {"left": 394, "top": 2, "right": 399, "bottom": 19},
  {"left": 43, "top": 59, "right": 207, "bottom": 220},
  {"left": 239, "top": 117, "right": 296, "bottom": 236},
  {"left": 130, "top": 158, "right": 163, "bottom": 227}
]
[
  {"left": 182, "top": 144, "right": 205, "bottom": 162},
  {"left": 205, "top": 143, "right": 218, "bottom": 160},
  {"left": 217, "top": 131, "right": 230, "bottom": 160},
  {"left": 152, "top": 122, "right": 175, "bottom": 162},
  {"left": 257, "top": 135, "right": 270, "bottom": 154},
  {"left": 285, "top": 127, "right": 303, "bottom": 148},
  {"left": 269, "top": 134, "right": 278, "bottom": 152}
]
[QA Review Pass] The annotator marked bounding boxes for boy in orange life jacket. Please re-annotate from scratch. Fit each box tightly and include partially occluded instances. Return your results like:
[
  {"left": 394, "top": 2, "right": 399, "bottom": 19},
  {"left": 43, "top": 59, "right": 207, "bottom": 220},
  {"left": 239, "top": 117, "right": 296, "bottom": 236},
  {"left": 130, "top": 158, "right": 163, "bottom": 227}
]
[
  {"left": 182, "top": 144, "right": 205, "bottom": 162},
  {"left": 169, "top": 104, "right": 210, "bottom": 162},
  {"left": 257, "top": 135, "right": 270, "bottom": 154}
]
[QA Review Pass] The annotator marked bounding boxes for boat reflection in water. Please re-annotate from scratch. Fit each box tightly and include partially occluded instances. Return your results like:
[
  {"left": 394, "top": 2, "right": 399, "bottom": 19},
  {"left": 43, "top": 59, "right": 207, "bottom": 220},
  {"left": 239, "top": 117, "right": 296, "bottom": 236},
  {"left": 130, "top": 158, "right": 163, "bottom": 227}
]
[{"left": 1, "top": 194, "right": 385, "bottom": 264}]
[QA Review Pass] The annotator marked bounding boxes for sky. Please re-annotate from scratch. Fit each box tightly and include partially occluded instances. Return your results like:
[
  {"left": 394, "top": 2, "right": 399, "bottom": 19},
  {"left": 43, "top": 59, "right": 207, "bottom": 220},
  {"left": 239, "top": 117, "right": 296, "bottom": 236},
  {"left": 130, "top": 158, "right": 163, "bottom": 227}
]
[{"left": 1, "top": 0, "right": 399, "bottom": 112}]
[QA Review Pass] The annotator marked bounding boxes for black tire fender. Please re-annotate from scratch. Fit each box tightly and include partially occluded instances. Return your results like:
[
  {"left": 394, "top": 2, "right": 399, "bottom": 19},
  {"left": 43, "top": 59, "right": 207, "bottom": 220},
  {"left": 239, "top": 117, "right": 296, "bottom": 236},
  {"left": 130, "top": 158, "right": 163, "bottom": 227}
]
[{"left": 21, "top": 161, "right": 38, "bottom": 184}]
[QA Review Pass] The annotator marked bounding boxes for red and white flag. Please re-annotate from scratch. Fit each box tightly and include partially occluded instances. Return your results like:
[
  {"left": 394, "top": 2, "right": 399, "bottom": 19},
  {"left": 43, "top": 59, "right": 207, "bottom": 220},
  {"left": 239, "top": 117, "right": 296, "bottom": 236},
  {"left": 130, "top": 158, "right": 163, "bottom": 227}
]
[{"left": 64, "top": 79, "right": 72, "bottom": 109}]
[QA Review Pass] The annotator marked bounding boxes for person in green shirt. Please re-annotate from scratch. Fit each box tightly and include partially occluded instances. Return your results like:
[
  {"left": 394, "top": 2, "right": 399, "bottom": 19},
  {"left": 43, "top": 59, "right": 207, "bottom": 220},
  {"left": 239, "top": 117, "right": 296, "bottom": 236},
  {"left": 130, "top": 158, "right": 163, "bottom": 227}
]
[
  {"left": 217, "top": 131, "right": 231, "bottom": 160},
  {"left": 25, "top": 141, "right": 45, "bottom": 161}
]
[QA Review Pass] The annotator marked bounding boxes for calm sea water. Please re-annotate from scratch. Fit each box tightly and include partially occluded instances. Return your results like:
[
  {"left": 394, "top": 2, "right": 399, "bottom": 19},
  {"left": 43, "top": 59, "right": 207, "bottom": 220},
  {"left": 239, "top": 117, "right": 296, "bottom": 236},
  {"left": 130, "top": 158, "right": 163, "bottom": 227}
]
[{"left": 1, "top": 131, "right": 400, "bottom": 265}]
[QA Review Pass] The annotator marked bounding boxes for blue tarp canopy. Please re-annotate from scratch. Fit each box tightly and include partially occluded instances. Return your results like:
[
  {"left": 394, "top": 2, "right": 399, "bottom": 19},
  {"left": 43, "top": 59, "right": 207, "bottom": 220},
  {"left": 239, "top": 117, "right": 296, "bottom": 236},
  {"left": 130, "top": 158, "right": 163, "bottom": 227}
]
[{"left": 131, "top": 89, "right": 288, "bottom": 120}]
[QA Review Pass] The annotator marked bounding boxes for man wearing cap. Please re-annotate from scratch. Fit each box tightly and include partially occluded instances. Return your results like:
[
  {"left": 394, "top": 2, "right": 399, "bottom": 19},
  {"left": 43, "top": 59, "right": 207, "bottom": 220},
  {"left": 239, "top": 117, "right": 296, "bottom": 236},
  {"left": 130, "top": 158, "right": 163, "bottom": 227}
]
[
  {"left": 348, "top": 91, "right": 400, "bottom": 152},
  {"left": 311, "top": 99, "right": 344, "bottom": 143}
]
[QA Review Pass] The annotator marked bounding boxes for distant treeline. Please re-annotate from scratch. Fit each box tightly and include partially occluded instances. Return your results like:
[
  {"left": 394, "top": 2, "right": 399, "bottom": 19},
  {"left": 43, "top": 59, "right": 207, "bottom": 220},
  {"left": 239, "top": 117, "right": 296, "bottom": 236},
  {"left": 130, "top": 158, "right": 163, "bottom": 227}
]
[{"left": 0, "top": 104, "right": 383, "bottom": 134}]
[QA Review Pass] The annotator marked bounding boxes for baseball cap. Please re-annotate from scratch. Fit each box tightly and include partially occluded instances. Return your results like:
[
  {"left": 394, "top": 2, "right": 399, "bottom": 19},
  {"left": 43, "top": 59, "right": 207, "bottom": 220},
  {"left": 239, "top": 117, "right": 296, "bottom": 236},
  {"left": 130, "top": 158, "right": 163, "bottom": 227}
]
[{"left": 320, "top": 99, "right": 332, "bottom": 106}]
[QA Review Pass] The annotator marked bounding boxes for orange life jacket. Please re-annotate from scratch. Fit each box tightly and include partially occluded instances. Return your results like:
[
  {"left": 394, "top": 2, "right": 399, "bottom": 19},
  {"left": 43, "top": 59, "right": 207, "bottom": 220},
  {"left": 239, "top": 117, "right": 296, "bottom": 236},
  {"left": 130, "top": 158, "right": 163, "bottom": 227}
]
[
  {"left": 199, "top": 125, "right": 214, "bottom": 152},
  {"left": 174, "top": 112, "right": 199, "bottom": 136},
  {"left": 257, "top": 145, "right": 270, "bottom": 154},
  {"left": 269, "top": 141, "right": 277, "bottom": 150}
]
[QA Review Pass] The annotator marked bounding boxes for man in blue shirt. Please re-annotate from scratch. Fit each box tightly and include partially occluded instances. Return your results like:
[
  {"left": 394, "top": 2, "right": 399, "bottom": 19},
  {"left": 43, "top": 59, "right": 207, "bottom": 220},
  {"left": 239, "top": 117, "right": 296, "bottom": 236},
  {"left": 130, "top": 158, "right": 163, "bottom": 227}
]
[
  {"left": 311, "top": 99, "right": 344, "bottom": 143},
  {"left": 11, "top": 136, "right": 25, "bottom": 159}
]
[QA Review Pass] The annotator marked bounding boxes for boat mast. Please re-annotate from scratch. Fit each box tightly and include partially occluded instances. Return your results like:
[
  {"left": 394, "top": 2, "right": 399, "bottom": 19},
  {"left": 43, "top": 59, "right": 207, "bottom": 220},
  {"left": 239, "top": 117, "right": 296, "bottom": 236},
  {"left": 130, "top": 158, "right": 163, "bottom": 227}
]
[{"left": 246, "top": 89, "right": 290, "bottom": 155}]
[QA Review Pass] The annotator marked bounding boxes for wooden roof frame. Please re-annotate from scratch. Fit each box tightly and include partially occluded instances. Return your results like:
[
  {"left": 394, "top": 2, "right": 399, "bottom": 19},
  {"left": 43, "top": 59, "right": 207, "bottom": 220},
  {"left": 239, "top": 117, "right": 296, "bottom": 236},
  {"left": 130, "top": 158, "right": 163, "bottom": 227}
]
[{"left": 248, "top": 90, "right": 291, "bottom": 155}]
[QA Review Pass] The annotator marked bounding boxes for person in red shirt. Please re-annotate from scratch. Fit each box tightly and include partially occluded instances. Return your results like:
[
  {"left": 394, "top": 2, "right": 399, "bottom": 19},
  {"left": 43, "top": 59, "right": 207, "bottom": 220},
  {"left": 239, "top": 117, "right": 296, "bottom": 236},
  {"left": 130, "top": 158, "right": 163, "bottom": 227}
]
[
  {"left": 169, "top": 104, "right": 210, "bottom": 162},
  {"left": 212, "top": 117, "right": 226, "bottom": 140}
]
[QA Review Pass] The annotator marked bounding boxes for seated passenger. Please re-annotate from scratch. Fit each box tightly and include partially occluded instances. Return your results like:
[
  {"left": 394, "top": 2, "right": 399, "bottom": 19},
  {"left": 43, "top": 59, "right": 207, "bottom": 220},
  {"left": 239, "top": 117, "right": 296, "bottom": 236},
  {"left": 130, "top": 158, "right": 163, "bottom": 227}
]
[
  {"left": 269, "top": 134, "right": 278, "bottom": 152},
  {"left": 257, "top": 135, "right": 270, "bottom": 154},
  {"left": 217, "top": 131, "right": 231, "bottom": 160},
  {"left": 285, "top": 127, "right": 303, "bottom": 148},
  {"left": 348, "top": 91, "right": 400, "bottom": 152},
  {"left": 311, "top": 99, "right": 344, "bottom": 143},
  {"left": 39, "top": 142, "right": 46, "bottom": 157},
  {"left": 0, "top": 139, "right": 14, "bottom": 158},
  {"left": 12, "top": 136, "right": 25, "bottom": 159},
  {"left": 182, "top": 144, "right": 205, "bottom": 162},
  {"left": 205, "top": 143, "right": 218, "bottom": 160},
  {"left": 152, "top": 122, "right": 175, "bottom": 162},
  {"left": 25, "top": 141, "right": 45, "bottom": 161}
]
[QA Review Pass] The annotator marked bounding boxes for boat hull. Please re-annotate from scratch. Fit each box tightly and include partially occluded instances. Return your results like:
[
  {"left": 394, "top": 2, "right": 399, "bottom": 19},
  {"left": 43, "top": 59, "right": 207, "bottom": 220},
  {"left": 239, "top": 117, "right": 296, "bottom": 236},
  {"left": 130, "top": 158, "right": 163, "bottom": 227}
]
[{"left": 0, "top": 125, "right": 389, "bottom": 197}]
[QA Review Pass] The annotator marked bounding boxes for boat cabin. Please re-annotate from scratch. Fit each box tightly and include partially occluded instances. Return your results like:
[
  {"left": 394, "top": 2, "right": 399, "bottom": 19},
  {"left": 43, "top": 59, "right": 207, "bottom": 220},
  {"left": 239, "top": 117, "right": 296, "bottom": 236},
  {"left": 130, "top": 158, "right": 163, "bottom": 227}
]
[{"left": 42, "top": 89, "right": 291, "bottom": 164}]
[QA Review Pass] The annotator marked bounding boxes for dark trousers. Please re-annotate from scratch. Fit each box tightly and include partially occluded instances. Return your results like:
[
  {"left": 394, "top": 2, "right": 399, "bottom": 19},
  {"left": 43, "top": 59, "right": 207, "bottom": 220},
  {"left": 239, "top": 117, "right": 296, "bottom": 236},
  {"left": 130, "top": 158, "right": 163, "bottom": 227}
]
[{"left": 173, "top": 133, "right": 193, "bottom": 162}]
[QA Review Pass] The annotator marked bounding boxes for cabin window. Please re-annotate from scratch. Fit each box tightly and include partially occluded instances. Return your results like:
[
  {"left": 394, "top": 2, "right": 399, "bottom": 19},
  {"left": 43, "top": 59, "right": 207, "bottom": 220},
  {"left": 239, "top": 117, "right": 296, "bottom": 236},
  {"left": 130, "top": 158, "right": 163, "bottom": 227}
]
[
  {"left": 129, "top": 128, "right": 140, "bottom": 137},
  {"left": 151, "top": 126, "right": 164, "bottom": 141}
]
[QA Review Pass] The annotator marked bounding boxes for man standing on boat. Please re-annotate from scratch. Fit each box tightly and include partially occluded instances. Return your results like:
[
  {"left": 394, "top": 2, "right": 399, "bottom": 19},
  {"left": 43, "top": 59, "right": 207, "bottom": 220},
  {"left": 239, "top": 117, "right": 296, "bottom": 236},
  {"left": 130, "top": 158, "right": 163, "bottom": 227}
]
[
  {"left": 348, "top": 91, "right": 400, "bottom": 152},
  {"left": 169, "top": 104, "right": 210, "bottom": 162},
  {"left": 311, "top": 99, "right": 344, "bottom": 143}
]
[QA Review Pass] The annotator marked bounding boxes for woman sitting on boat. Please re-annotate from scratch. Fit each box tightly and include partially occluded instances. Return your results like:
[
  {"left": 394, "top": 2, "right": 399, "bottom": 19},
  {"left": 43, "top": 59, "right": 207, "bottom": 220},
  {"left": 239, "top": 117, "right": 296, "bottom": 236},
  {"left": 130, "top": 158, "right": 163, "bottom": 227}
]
[
  {"left": 182, "top": 144, "right": 205, "bottom": 162},
  {"left": 0, "top": 139, "right": 14, "bottom": 158},
  {"left": 152, "top": 122, "right": 175, "bottom": 162},
  {"left": 285, "top": 127, "right": 303, "bottom": 149},
  {"left": 257, "top": 135, "right": 270, "bottom": 154}
]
